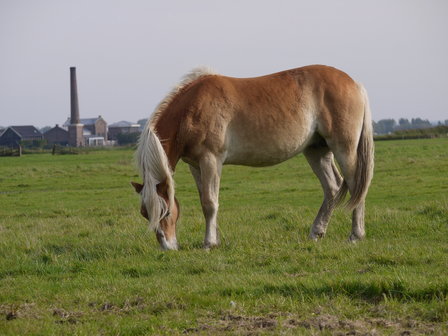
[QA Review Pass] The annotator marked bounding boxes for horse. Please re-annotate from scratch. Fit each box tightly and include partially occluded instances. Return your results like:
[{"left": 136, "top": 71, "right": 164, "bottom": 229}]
[{"left": 132, "top": 65, "right": 374, "bottom": 250}]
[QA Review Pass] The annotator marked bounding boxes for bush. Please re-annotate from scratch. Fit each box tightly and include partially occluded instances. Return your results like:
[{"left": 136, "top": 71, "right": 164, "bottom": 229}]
[
  {"left": 116, "top": 132, "right": 140, "bottom": 146},
  {"left": 375, "top": 125, "right": 448, "bottom": 141},
  {"left": 20, "top": 139, "right": 47, "bottom": 149}
]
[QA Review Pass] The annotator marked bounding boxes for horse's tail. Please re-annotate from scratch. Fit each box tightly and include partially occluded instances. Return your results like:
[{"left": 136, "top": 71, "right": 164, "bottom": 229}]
[
  {"left": 135, "top": 124, "right": 174, "bottom": 230},
  {"left": 334, "top": 84, "right": 374, "bottom": 210}
]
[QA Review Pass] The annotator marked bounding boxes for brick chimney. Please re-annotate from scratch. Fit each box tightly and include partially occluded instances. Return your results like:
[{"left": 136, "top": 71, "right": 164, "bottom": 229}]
[
  {"left": 70, "top": 67, "right": 80, "bottom": 124},
  {"left": 68, "top": 67, "right": 84, "bottom": 147}
]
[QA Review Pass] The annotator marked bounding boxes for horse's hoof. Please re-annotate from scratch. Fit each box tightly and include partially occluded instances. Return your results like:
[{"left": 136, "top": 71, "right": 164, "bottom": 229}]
[
  {"left": 348, "top": 233, "right": 364, "bottom": 243},
  {"left": 309, "top": 232, "right": 325, "bottom": 241},
  {"left": 203, "top": 242, "right": 219, "bottom": 250}
]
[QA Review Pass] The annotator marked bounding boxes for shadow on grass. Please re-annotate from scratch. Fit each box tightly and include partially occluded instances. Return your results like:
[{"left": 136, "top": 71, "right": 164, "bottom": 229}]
[{"left": 220, "top": 280, "right": 448, "bottom": 303}]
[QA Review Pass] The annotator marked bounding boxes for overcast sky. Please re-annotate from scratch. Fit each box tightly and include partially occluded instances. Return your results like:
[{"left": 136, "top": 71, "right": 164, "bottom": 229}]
[{"left": 1, "top": 0, "right": 447, "bottom": 128}]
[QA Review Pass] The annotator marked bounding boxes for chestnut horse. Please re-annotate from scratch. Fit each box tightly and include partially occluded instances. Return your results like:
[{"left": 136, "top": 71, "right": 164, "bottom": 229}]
[{"left": 132, "top": 65, "right": 374, "bottom": 250}]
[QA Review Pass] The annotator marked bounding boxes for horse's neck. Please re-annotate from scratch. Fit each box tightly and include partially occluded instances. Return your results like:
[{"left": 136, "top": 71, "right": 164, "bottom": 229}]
[{"left": 153, "top": 122, "right": 180, "bottom": 171}]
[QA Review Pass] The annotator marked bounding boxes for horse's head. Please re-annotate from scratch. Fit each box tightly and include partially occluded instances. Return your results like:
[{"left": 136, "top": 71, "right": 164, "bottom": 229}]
[{"left": 131, "top": 181, "right": 180, "bottom": 250}]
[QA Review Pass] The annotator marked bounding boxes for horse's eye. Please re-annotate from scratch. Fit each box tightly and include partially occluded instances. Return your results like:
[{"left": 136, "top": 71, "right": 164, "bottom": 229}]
[{"left": 161, "top": 210, "right": 171, "bottom": 219}]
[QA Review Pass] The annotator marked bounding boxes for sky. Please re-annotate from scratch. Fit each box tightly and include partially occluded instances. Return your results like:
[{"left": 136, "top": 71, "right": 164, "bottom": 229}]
[{"left": 1, "top": 0, "right": 447, "bottom": 128}]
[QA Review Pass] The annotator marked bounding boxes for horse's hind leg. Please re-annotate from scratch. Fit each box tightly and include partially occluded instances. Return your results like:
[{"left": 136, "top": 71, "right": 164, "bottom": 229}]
[
  {"left": 332, "top": 148, "right": 366, "bottom": 242},
  {"left": 304, "top": 146, "right": 341, "bottom": 240},
  {"left": 350, "top": 202, "right": 365, "bottom": 241}
]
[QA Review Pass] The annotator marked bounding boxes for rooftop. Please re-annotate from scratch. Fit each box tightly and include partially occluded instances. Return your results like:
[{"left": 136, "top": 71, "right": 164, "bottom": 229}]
[
  {"left": 63, "top": 116, "right": 104, "bottom": 127},
  {"left": 109, "top": 120, "right": 140, "bottom": 128},
  {"left": 9, "top": 125, "right": 42, "bottom": 138}
]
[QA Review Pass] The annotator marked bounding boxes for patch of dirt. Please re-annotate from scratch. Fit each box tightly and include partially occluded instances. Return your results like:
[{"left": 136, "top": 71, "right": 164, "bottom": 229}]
[
  {"left": 6, "top": 311, "right": 17, "bottom": 321},
  {"left": 88, "top": 296, "right": 148, "bottom": 314},
  {"left": 184, "top": 311, "right": 441, "bottom": 335},
  {"left": 0, "top": 297, "right": 149, "bottom": 324},
  {"left": 285, "top": 314, "right": 438, "bottom": 335},
  {"left": 52, "top": 308, "right": 84, "bottom": 324},
  {"left": 0, "top": 303, "right": 40, "bottom": 320},
  {"left": 287, "top": 314, "right": 378, "bottom": 335},
  {"left": 183, "top": 312, "right": 278, "bottom": 334}
]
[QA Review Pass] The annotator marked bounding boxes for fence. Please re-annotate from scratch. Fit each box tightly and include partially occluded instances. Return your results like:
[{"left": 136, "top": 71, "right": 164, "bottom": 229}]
[{"left": 0, "top": 146, "right": 22, "bottom": 157}]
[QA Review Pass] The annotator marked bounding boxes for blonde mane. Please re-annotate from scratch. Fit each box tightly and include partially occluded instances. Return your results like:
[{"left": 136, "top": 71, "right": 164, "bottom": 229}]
[
  {"left": 136, "top": 66, "right": 216, "bottom": 230},
  {"left": 149, "top": 66, "right": 217, "bottom": 129}
]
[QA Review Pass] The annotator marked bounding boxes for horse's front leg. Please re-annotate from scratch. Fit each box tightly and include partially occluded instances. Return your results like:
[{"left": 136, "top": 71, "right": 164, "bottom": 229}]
[
  {"left": 198, "top": 153, "right": 222, "bottom": 249},
  {"left": 189, "top": 164, "right": 203, "bottom": 200}
]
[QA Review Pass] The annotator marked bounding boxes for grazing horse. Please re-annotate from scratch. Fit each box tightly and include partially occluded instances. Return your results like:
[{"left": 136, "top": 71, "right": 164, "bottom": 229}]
[{"left": 132, "top": 65, "right": 374, "bottom": 250}]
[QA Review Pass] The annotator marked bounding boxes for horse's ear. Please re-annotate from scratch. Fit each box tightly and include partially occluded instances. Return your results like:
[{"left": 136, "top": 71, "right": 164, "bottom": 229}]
[
  {"left": 131, "top": 182, "right": 144, "bottom": 193},
  {"left": 156, "top": 180, "right": 167, "bottom": 194}
]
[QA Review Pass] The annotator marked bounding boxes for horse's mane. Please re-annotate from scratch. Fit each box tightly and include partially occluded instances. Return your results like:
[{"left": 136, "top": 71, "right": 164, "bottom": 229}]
[
  {"left": 136, "top": 66, "right": 216, "bottom": 231},
  {"left": 149, "top": 66, "right": 217, "bottom": 129}
]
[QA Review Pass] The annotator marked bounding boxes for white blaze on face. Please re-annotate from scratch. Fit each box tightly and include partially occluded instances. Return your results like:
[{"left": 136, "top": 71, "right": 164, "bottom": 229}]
[{"left": 156, "top": 229, "right": 178, "bottom": 250}]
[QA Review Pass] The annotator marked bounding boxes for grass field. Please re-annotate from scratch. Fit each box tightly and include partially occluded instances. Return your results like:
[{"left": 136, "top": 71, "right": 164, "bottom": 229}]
[{"left": 0, "top": 138, "right": 447, "bottom": 335}]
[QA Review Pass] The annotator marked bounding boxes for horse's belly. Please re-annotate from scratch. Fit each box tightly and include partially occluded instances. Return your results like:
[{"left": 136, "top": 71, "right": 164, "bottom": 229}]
[
  {"left": 224, "top": 148, "right": 300, "bottom": 166},
  {"left": 223, "top": 127, "right": 312, "bottom": 167}
]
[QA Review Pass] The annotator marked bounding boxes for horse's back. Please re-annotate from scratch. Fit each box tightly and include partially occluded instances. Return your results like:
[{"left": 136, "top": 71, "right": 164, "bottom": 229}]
[{"left": 176, "top": 65, "right": 365, "bottom": 166}]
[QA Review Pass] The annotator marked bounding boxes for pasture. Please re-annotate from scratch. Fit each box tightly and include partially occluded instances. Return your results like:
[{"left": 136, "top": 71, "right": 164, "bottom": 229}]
[{"left": 0, "top": 138, "right": 447, "bottom": 335}]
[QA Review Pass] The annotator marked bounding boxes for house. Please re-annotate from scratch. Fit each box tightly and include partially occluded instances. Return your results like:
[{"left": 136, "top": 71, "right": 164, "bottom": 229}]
[
  {"left": 108, "top": 120, "right": 141, "bottom": 140},
  {"left": 0, "top": 126, "right": 43, "bottom": 147},
  {"left": 43, "top": 124, "right": 69, "bottom": 146},
  {"left": 63, "top": 115, "right": 108, "bottom": 146},
  {"left": 63, "top": 115, "right": 108, "bottom": 138}
]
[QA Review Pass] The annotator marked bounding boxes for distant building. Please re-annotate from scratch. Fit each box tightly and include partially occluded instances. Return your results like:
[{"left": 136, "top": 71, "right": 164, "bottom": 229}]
[
  {"left": 87, "top": 137, "right": 105, "bottom": 146},
  {"left": 0, "top": 126, "right": 43, "bottom": 147},
  {"left": 108, "top": 120, "right": 140, "bottom": 140},
  {"left": 82, "top": 116, "right": 108, "bottom": 139},
  {"left": 43, "top": 124, "right": 69, "bottom": 146},
  {"left": 63, "top": 116, "right": 108, "bottom": 144}
]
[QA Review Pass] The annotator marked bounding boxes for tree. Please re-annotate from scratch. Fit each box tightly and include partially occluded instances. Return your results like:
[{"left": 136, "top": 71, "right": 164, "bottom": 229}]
[
  {"left": 411, "top": 118, "right": 431, "bottom": 129},
  {"left": 398, "top": 118, "right": 411, "bottom": 130},
  {"left": 116, "top": 132, "right": 140, "bottom": 145},
  {"left": 137, "top": 119, "right": 147, "bottom": 130},
  {"left": 40, "top": 126, "right": 51, "bottom": 133},
  {"left": 374, "top": 119, "right": 396, "bottom": 134}
]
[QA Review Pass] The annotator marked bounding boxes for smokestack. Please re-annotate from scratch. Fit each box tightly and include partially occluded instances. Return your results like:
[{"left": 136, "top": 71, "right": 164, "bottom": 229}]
[{"left": 70, "top": 67, "right": 80, "bottom": 124}]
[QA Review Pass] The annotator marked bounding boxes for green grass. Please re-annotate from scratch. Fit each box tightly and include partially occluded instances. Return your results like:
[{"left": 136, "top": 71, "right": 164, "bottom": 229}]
[{"left": 0, "top": 139, "right": 447, "bottom": 335}]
